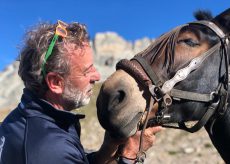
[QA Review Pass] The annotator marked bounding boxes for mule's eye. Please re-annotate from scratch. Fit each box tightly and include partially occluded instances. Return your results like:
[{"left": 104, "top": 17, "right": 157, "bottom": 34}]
[{"left": 178, "top": 39, "right": 200, "bottom": 47}]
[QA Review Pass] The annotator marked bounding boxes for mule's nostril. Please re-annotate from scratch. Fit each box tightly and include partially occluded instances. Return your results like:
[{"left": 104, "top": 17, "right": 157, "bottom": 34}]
[
  {"left": 109, "top": 89, "right": 127, "bottom": 109},
  {"left": 117, "top": 90, "right": 125, "bottom": 103}
]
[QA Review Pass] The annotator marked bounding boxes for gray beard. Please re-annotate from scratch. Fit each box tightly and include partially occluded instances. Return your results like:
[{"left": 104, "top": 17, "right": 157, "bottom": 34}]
[{"left": 61, "top": 82, "right": 90, "bottom": 111}]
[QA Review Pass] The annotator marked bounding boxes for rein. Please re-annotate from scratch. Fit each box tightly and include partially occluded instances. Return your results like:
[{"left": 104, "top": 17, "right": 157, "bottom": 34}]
[{"left": 116, "top": 20, "right": 229, "bottom": 163}]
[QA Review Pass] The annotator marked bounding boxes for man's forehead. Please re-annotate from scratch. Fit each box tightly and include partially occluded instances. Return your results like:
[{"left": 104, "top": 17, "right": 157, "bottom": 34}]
[
  {"left": 64, "top": 42, "right": 92, "bottom": 56},
  {"left": 65, "top": 44, "right": 93, "bottom": 71}
]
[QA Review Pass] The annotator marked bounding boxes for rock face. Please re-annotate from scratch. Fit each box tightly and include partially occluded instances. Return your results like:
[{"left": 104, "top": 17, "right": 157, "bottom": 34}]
[
  {"left": 94, "top": 32, "right": 152, "bottom": 80},
  {"left": 0, "top": 32, "right": 152, "bottom": 110},
  {"left": 0, "top": 62, "right": 24, "bottom": 110}
]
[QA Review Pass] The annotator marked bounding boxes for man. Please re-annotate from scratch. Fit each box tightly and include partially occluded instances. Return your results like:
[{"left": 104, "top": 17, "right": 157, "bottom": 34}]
[{"left": 0, "top": 20, "right": 162, "bottom": 164}]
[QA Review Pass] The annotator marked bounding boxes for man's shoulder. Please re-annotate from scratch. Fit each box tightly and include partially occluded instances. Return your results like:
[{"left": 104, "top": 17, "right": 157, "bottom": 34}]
[
  {"left": 26, "top": 116, "right": 77, "bottom": 141},
  {"left": 25, "top": 135, "right": 86, "bottom": 164},
  {"left": 25, "top": 117, "right": 86, "bottom": 163}
]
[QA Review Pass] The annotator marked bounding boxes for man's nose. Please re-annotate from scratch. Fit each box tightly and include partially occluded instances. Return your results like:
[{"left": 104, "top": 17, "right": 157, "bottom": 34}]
[{"left": 90, "top": 70, "right": 101, "bottom": 82}]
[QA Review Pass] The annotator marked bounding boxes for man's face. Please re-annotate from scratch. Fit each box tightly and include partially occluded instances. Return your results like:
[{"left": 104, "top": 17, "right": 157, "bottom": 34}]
[{"left": 62, "top": 43, "right": 100, "bottom": 110}]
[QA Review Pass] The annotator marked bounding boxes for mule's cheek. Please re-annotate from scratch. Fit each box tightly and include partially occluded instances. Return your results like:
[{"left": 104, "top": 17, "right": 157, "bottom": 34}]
[{"left": 108, "top": 112, "right": 143, "bottom": 139}]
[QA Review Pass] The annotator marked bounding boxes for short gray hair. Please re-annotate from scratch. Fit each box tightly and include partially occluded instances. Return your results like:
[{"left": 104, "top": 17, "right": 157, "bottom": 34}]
[{"left": 18, "top": 21, "right": 89, "bottom": 97}]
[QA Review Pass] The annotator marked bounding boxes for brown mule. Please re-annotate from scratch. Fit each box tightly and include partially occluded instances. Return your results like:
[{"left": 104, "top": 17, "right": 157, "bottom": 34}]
[{"left": 97, "top": 8, "right": 230, "bottom": 163}]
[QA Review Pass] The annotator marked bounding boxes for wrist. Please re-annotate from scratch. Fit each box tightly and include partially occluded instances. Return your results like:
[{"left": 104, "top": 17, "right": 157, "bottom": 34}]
[
  {"left": 118, "top": 151, "right": 147, "bottom": 164},
  {"left": 117, "top": 156, "right": 135, "bottom": 164},
  {"left": 120, "top": 148, "right": 137, "bottom": 160},
  {"left": 117, "top": 149, "right": 136, "bottom": 164}
]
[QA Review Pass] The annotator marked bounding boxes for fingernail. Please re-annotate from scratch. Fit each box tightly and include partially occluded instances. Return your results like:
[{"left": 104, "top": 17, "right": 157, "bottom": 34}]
[{"left": 160, "top": 127, "right": 166, "bottom": 130}]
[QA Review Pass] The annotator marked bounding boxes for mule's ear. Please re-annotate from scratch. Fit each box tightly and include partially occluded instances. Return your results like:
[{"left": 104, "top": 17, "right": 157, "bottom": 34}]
[
  {"left": 194, "top": 10, "right": 213, "bottom": 21},
  {"left": 212, "top": 8, "right": 230, "bottom": 35}
]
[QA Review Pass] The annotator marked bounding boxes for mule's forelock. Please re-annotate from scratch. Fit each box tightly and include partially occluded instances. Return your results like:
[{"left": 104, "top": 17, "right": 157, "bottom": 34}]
[
  {"left": 194, "top": 10, "right": 213, "bottom": 21},
  {"left": 135, "top": 10, "right": 218, "bottom": 76}
]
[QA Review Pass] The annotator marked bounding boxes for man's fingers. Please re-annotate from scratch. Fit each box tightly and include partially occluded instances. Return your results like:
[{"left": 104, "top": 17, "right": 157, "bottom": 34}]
[{"left": 145, "top": 126, "right": 164, "bottom": 134}]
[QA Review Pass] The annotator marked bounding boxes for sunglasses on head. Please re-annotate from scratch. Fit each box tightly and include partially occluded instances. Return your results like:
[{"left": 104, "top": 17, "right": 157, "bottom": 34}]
[{"left": 41, "top": 20, "right": 68, "bottom": 78}]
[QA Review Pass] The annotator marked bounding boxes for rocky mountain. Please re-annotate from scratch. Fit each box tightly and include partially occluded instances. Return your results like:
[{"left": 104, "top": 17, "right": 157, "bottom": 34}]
[
  {"left": 0, "top": 32, "right": 153, "bottom": 111},
  {"left": 0, "top": 62, "right": 24, "bottom": 111}
]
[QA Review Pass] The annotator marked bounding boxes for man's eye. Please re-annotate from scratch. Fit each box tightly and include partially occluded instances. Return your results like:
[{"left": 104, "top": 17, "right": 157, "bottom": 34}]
[{"left": 83, "top": 66, "right": 96, "bottom": 75}]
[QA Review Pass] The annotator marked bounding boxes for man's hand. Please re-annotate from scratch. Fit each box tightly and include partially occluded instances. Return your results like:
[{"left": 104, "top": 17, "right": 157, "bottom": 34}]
[
  {"left": 119, "top": 126, "right": 163, "bottom": 160},
  {"left": 92, "top": 126, "right": 163, "bottom": 164},
  {"left": 92, "top": 131, "right": 127, "bottom": 164}
]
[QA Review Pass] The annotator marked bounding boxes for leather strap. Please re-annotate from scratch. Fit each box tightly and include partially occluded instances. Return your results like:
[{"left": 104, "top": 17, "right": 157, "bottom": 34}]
[
  {"left": 132, "top": 56, "right": 163, "bottom": 86},
  {"left": 170, "top": 89, "right": 214, "bottom": 102},
  {"left": 179, "top": 100, "right": 219, "bottom": 133},
  {"left": 189, "top": 21, "right": 226, "bottom": 38}
]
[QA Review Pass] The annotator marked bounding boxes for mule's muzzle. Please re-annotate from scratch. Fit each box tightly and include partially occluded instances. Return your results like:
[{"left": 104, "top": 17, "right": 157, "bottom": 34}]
[{"left": 96, "top": 74, "right": 144, "bottom": 139}]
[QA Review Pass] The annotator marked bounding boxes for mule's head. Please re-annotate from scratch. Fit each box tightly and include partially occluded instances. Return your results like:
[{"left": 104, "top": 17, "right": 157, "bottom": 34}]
[{"left": 97, "top": 9, "right": 230, "bottom": 138}]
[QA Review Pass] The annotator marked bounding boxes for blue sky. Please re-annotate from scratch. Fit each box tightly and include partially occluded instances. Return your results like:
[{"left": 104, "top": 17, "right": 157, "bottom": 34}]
[{"left": 0, "top": 0, "right": 229, "bottom": 71}]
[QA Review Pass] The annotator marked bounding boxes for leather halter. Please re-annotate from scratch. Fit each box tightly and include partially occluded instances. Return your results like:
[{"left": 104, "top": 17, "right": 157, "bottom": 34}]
[{"left": 116, "top": 20, "right": 229, "bottom": 163}]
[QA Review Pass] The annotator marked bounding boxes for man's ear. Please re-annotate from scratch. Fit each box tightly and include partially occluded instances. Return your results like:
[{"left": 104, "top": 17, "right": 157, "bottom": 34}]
[{"left": 45, "top": 72, "right": 64, "bottom": 94}]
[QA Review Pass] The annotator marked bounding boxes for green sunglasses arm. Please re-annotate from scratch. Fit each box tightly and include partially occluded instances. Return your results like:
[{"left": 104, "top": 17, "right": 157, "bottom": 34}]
[{"left": 41, "top": 34, "right": 59, "bottom": 78}]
